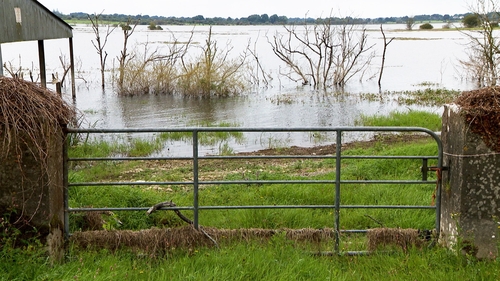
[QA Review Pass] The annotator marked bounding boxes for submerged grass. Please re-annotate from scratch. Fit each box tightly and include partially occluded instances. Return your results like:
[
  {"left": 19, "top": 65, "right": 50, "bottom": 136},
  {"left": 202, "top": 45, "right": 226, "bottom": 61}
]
[
  {"left": 158, "top": 121, "right": 243, "bottom": 146},
  {"left": 359, "top": 88, "right": 461, "bottom": 107},
  {"left": 69, "top": 121, "right": 243, "bottom": 159}
]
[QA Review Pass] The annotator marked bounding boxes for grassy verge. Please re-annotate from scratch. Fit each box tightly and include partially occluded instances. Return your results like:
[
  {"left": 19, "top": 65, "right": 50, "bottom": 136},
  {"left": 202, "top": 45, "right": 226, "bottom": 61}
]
[{"left": 1, "top": 232, "right": 499, "bottom": 280}]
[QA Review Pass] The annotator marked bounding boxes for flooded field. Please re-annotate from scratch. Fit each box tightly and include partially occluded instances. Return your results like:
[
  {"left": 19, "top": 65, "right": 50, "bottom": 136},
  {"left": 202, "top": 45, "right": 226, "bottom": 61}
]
[{"left": 0, "top": 23, "right": 478, "bottom": 155}]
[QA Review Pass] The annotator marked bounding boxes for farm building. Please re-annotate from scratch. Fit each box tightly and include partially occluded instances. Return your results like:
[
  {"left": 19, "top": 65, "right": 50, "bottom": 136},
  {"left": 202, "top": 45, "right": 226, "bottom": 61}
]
[{"left": 0, "top": 0, "right": 75, "bottom": 96}]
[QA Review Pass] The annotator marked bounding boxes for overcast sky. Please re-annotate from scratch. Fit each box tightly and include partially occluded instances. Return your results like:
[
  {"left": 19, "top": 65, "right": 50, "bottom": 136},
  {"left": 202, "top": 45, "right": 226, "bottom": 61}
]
[{"left": 38, "top": 0, "right": 470, "bottom": 19}]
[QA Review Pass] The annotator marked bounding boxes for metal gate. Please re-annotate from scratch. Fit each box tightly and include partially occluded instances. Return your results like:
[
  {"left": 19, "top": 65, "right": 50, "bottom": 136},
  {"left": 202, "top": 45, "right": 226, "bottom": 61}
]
[{"left": 63, "top": 126, "right": 443, "bottom": 254}]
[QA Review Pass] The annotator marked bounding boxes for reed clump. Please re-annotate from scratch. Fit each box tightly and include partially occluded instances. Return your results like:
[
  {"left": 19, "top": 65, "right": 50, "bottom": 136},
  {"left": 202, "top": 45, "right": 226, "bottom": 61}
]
[{"left": 117, "top": 27, "right": 247, "bottom": 97}]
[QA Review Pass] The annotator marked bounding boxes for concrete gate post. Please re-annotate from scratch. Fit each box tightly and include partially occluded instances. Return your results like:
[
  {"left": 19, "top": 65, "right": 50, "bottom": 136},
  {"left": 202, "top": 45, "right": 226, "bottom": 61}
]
[
  {"left": 440, "top": 104, "right": 500, "bottom": 259},
  {"left": 0, "top": 124, "right": 65, "bottom": 262}
]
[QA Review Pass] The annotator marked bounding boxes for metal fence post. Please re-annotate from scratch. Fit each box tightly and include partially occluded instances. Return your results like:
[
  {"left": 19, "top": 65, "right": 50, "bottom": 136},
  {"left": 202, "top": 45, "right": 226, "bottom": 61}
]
[
  {"left": 334, "top": 130, "right": 342, "bottom": 254},
  {"left": 63, "top": 128, "right": 70, "bottom": 239},
  {"left": 192, "top": 129, "right": 199, "bottom": 230}
]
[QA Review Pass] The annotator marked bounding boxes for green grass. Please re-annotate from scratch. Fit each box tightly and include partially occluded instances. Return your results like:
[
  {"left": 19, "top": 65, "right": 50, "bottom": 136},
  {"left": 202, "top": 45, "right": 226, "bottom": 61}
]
[
  {"left": 2, "top": 110, "right": 500, "bottom": 279},
  {"left": 65, "top": 137, "right": 439, "bottom": 232},
  {"left": 2, "top": 138, "right": 499, "bottom": 280},
  {"left": 356, "top": 110, "right": 442, "bottom": 131},
  {"left": 1, "top": 239, "right": 499, "bottom": 280}
]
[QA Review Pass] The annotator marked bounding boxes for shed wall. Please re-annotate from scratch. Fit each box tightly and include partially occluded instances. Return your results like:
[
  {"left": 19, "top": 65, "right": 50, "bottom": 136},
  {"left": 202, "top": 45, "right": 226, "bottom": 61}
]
[{"left": 0, "top": 0, "right": 72, "bottom": 43}]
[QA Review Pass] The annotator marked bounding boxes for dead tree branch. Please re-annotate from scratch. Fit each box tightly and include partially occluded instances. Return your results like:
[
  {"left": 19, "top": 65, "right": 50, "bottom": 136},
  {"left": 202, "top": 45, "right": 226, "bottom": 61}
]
[
  {"left": 147, "top": 200, "right": 218, "bottom": 248},
  {"left": 88, "top": 12, "right": 117, "bottom": 88},
  {"left": 378, "top": 24, "right": 394, "bottom": 88},
  {"left": 269, "top": 16, "right": 374, "bottom": 89}
]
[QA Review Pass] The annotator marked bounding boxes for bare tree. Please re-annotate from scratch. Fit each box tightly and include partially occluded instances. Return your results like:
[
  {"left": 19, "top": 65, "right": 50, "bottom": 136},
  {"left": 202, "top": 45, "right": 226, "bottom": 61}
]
[
  {"left": 247, "top": 34, "right": 272, "bottom": 87},
  {"left": 58, "top": 53, "right": 72, "bottom": 85},
  {"left": 406, "top": 17, "right": 416, "bottom": 30},
  {"left": 117, "top": 18, "right": 139, "bottom": 90},
  {"left": 88, "top": 12, "right": 117, "bottom": 88},
  {"left": 269, "top": 16, "right": 374, "bottom": 89},
  {"left": 378, "top": 25, "right": 395, "bottom": 88},
  {"left": 459, "top": 0, "right": 500, "bottom": 87}
]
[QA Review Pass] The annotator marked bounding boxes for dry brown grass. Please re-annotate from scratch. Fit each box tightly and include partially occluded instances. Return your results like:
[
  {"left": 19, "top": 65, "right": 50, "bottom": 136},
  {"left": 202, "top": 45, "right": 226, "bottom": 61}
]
[
  {"left": 367, "top": 228, "right": 427, "bottom": 252},
  {"left": 70, "top": 226, "right": 336, "bottom": 255}
]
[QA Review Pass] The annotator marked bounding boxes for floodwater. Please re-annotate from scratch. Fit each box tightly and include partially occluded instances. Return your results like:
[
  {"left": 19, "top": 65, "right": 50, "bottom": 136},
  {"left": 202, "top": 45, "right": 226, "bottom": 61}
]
[{"left": 0, "top": 23, "right": 478, "bottom": 155}]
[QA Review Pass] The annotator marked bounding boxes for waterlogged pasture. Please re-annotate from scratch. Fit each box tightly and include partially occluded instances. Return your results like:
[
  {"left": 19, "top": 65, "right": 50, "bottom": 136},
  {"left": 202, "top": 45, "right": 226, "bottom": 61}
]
[
  {"left": 9, "top": 132, "right": 495, "bottom": 280},
  {"left": 67, "top": 112, "right": 443, "bottom": 235},
  {"left": 3, "top": 111, "right": 500, "bottom": 279}
]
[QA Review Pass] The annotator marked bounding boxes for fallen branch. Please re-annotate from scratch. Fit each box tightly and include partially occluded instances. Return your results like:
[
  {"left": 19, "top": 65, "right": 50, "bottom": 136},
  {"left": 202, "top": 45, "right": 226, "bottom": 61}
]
[{"left": 147, "top": 200, "right": 219, "bottom": 248}]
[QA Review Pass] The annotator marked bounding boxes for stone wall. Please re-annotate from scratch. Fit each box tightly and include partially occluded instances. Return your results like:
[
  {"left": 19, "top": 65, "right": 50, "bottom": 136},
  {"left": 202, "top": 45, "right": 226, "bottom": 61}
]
[{"left": 440, "top": 104, "right": 500, "bottom": 259}]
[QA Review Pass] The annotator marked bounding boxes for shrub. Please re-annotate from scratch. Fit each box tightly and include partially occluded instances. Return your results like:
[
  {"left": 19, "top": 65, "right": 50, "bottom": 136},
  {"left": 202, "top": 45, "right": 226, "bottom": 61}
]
[
  {"left": 419, "top": 23, "right": 434, "bottom": 30},
  {"left": 442, "top": 23, "right": 452, "bottom": 29},
  {"left": 462, "top": 13, "right": 480, "bottom": 28},
  {"left": 148, "top": 22, "right": 163, "bottom": 30}
]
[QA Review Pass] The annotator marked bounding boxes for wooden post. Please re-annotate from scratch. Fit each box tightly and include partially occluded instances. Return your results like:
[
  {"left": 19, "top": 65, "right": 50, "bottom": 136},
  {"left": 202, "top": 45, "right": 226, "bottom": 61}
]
[
  {"left": 56, "top": 82, "right": 62, "bottom": 96},
  {"left": 69, "top": 38, "right": 76, "bottom": 99},
  {"left": 38, "top": 40, "right": 46, "bottom": 88}
]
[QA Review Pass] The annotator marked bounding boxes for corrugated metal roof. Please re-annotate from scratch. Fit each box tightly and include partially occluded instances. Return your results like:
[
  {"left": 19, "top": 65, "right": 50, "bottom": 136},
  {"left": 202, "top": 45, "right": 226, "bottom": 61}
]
[{"left": 0, "top": 0, "right": 73, "bottom": 44}]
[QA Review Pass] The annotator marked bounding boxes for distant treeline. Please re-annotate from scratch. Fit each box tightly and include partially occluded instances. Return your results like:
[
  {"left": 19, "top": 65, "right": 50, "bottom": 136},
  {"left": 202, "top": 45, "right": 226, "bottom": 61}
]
[{"left": 53, "top": 11, "right": 467, "bottom": 25}]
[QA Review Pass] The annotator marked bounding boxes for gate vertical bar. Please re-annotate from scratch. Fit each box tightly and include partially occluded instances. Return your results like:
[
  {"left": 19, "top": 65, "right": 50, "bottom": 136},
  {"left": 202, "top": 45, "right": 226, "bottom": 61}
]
[
  {"left": 192, "top": 130, "right": 199, "bottom": 229},
  {"left": 334, "top": 130, "right": 342, "bottom": 253},
  {"left": 62, "top": 127, "right": 69, "bottom": 239},
  {"left": 421, "top": 158, "right": 428, "bottom": 181}
]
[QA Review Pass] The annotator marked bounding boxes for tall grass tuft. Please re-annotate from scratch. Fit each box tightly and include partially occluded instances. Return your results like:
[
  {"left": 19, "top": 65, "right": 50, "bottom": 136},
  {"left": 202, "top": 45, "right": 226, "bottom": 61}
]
[{"left": 356, "top": 110, "right": 442, "bottom": 131}]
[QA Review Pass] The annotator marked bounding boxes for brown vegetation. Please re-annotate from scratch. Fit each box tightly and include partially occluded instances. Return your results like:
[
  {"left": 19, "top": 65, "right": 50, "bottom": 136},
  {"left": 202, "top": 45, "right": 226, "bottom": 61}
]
[
  {"left": 70, "top": 226, "right": 335, "bottom": 255},
  {"left": 367, "top": 228, "right": 427, "bottom": 252},
  {"left": 0, "top": 77, "right": 75, "bottom": 161},
  {"left": 455, "top": 86, "right": 500, "bottom": 152}
]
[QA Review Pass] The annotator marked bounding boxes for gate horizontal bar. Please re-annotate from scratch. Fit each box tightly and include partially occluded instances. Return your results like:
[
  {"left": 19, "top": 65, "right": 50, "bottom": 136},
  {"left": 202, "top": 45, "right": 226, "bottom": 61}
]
[
  {"left": 68, "top": 155, "right": 439, "bottom": 162},
  {"left": 68, "top": 204, "right": 435, "bottom": 213},
  {"left": 65, "top": 126, "right": 439, "bottom": 134},
  {"left": 69, "top": 179, "right": 437, "bottom": 187}
]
